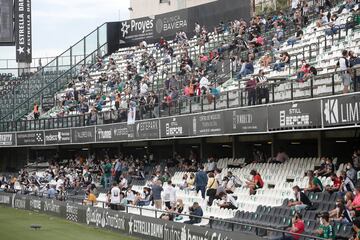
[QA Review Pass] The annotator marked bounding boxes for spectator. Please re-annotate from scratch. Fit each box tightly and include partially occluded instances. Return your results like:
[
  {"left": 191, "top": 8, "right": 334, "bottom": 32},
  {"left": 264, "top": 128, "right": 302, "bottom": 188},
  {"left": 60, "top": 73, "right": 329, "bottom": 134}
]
[
  {"left": 325, "top": 173, "right": 341, "bottom": 194},
  {"left": 256, "top": 69, "right": 269, "bottom": 104},
  {"left": 102, "top": 159, "right": 112, "bottom": 189},
  {"left": 353, "top": 148, "right": 360, "bottom": 170},
  {"left": 329, "top": 199, "right": 352, "bottom": 225},
  {"left": 317, "top": 157, "right": 334, "bottom": 177},
  {"left": 270, "top": 148, "right": 289, "bottom": 164},
  {"left": 288, "top": 185, "right": 313, "bottom": 212},
  {"left": 195, "top": 166, "right": 208, "bottom": 199},
  {"left": 84, "top": 189, "right": 97, "bottom": 206},
  {"left": 109, "top": 182, "right": 121, "bottom": 210},
  {"left": 273, "top": 52, "right": 290, "bottom": 71},
  {"left": 346, "top": 162, "right": 357, "bottom": 183},
  {"left": 163, "top": 180, "right": 176, "bottom": 210},
  {"left": 335, "top": 50, "right": 351, "bottom": 93},
  {"left": 206, "top": 172, "right": 218, "bottom": 206},
  {"left": 245, "top": 169, "right": 264, "bottom": 195},
  {"left": 282, "top": 212, "right": 305, "bottom": 240},
  {"left": 184, "top": 202, "right": 203, "bottom": 225},
  {"left": 222, "top": 176, "right": 236, "bottom": 194},
  {"left": 246, "top": 77, "right": 257, "bottom": 106},
  {"left": 151, "top": 179, "right": 163, "bottom": 209},
  {"left": 351, "top": 186, "right": 360, "bottom": 217},
  {"left": 304, "top": 170, "right": 323, "bottom": 192},
  {"left": 339, "top": 170, "right": 355, "bottom": 194},
  {"left": 353, "top": 218, "right": 360, "bottom": 240},
  {"left": 349, "top": 51, "right": 360, "bottom": 91},
  {"left": 47, "top": 184, "right": 57, "bottom": 199},
  {"left": 287, "top": 26, "right": 303, "bottom": 47},
  {"left": 217, "top": 192, "right": 238, "bottom": 210},
  {"left": 313, "top": 212, "right": 335, "bottom": 239},
  {"left": 33, "top": 102, "right": 40, "bottom": 119}
]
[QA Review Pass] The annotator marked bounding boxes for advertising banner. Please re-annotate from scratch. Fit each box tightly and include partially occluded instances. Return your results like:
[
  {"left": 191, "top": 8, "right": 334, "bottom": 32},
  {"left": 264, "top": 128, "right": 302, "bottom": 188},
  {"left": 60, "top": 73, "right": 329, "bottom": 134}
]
[
  {"left": 322, "top": 94, "right": 360, "bottom": 127},
  {"left": 45, "top": 129, "right": 71, "bottom": 145},
  {"left": 135, "top": 120, "right": 160, "bottom": 139},
  {"left": 0, "top": 0, "right": 14, "bottom": 45},
  {"left": 14, "top": 0, "right": 32, "bottom": 63},
  {"left": 0, "top": 193, "right": 258, "bottom": 240},
  {"left": 224, "top": 106, "right": 268, "bottom": 133},
  {"left": 72, "top": 127, "right": 95, "bottom": 143},
  {"left": 0, "top": 133, "right": 15, "bottom": 146},
  {"left": 96, "top": 123, "right": 135, "bottom": 142},
  {"left": 193, "top": 112, "right": 224, "bottom": 136},
  {"left": 268, "top": 100, "right": 322, "bottom": 130},
  {"left": 16, "top": 131, "right": 44, "bottom": 145},
  {"left": 160, "top": 115, "right": 191, "bottom": 138}
]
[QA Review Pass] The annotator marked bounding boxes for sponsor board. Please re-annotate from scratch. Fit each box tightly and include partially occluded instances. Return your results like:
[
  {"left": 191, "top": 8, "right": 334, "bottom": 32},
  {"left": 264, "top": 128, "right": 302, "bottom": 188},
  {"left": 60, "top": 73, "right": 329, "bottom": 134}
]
[
  {"left": 160, "top": 116, "right": 190, "bottom": 138},
  {"left": 17, "top": 131, "right": 44, "bottom": 145},
  {"left": 193, "top": 112, "right": 224, "bottom": 136},
  {"left": 72, "top": 127, "right": 95, "bottom": 143},
  {"left": 135, "top": 120, "right": 159, "bottom": 139},
  {"left": 224, "top": 107, "right": 268, "bottom": 133},
  {"left": 45, "top": 129, "right": 71, "bottom": 144},
  {"left": 0, "top": 133, "right": 15, "bottom": 146}
]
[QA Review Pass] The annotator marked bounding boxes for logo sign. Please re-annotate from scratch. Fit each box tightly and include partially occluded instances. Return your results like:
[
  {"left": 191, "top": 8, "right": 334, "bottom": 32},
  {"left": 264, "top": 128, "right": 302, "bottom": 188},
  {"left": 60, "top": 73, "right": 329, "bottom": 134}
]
[
  {"left": 43, "top": 199, "right": 61, "bottom": 214},
  {"left": 322, "top": 95, "right": 360, "bottom": 126},
  {"left": 0, "top": 0, "right": 14, "bottom": 45},
  {"left": 120, "top": 17, "right": 154, "bottom": 42},
  {"left": 66, "top": 203, "right": 79, "bottom": 222},
  {"left": 0, "top": 195, "right": 11, "bottom": 204},
  {"left": 193, "top": 112, "right": 224, "bottom": 136},
  {"left": 128, "top": 217, "right": 163, "bottom": 238},
  {"left": 45, "top": 129, "right": 71, "bottom": 144},
  {"left": 14, "top": 0, "right": 32, "bottom": 63},
  {"left": 155, "top": 10, "right": 188, "bottom": 35},
  {"left": 86, "top": 208, "right": 126, "bottom": 231},
  {"left": 96, "top": 123, "right": 135, "bottom": 142},
  {"left": 13, "top": 198, "right": 26, "bottom": 209},
  {"left": 135, "top": 120, "right": 159, "bottom": 139},
  {"left": 268, "top": 101, "right": 321, "bottom": 130},
  {"left": 160, "top": 116, "right": 190, "bottom": 138},
  {"left": 16, "top": 131, "right": 44, "bottom": 145},
  {"left": 72, "top": 127, "right": 95, "bottom": 143},
  {"left": 0, "top": 133, "right": 15, "bottom": 146},
  {"left": 224, "top": 107, "right": 267, "bottom": 133},
  {"left": 29, "top": 199, "right": 41, "bottom": 210}
]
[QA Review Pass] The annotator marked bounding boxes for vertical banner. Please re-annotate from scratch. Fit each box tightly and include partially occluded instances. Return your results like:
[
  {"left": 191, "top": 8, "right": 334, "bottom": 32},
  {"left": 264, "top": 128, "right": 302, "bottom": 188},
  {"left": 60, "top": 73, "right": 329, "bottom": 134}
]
[{"left": 14, "top": 0, "right": 32, "bottom": 63}]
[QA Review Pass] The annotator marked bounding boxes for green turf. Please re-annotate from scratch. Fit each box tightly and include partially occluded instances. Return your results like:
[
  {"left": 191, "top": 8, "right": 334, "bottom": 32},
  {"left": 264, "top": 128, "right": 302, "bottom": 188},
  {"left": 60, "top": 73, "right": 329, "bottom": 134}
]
[{"left": 0, "top": 206, "right": 138, "bottom": 240}]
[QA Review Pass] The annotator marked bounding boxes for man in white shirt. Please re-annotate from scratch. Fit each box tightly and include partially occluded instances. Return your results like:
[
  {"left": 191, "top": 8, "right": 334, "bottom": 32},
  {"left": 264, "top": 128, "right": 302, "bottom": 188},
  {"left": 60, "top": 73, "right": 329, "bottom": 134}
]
[
  {"left": 140, "top": 80, "right": 148, "bottom": 96},
  {"left": 163, "top": 180, "right": 177, "bottom": 209},
  {"left": 199, "top": 75, "right": 210, "bottom": 93},
  {"left": 119, "top": 175, "right": 128, "bottom": 190},
  {"left": 336, "top": 50, "right": 351, "bottom": 93},
  {"left": 110, "top": 182, "right": 121, "bottom": 210},
  {"left": 218, "top": 192, "right": 238, "bottom": 210}
]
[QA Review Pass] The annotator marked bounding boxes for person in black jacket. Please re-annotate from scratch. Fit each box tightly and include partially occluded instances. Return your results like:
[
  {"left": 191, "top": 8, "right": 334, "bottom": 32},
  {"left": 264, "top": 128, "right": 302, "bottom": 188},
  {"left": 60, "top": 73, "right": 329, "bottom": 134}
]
[{"left": 288, "top": 185, "right": 313, "bottom": 212}]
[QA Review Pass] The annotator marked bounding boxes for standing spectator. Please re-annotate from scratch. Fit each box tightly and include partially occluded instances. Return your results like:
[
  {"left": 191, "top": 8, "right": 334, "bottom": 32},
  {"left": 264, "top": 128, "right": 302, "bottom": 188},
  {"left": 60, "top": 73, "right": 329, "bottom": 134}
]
[
  {"left": 33, "top": 102, "right": 40, "bottom": 119},
  {"left": 206, "top": 172, "right": 218, "bottom": 206},
  {"left": 195, "top": 165, "right": 208, "bottom": 199},
  {"left": 109, "top": 182, "right": 121, "bottom": 210},
  {"left": 282, "top": 212, "right": 305, "bottom": 240},
  {"left": 335, "top": 50, "right": 351, "bottom": 93},
  {"left": 340, "top": 171, "right": 355, "bottom": 194},
  {"left": 151, "top": 179, "right": 163, "bottom": 210},
  {"left": 184, "top": 202, "right": 203, "bottom": 225},
  {"left": 353, "top": 148, "right": 360, "bottom": 170},
  {"left": 163, "top": 180, "right": 176, "bottom": 210},
  {"left": 245, "top": 169, "right": 264, "bottom": 195},
  {"left": 256, "top": 69, "right": 269, "bottom": 104},
  {"left": 102, "top": 159, "right": 112, "bottom": 189},
  {"left": 288, "top": 185, "right": 313, "bottom": 212},
  {"left": 47, "top": 184, "right": 57, "bottom": 199},
  {"left": 246, "top": 77, "right": 257, "bottom": 106},
  {"left": 349, "top": 51, "right": 360, "bottom": 91},
  {"left": 114, "top": 158, "right": 122, "bottom": 183},
  {"left": 313, "top": 212, "right": 335, "bottom": 239}
]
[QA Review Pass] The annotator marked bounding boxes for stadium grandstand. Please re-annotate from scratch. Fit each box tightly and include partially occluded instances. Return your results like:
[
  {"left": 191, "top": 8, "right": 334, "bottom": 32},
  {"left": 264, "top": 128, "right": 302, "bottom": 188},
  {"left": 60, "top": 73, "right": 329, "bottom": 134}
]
[{"left": 0, "top": 0, "right": 360, "bottom": 240}]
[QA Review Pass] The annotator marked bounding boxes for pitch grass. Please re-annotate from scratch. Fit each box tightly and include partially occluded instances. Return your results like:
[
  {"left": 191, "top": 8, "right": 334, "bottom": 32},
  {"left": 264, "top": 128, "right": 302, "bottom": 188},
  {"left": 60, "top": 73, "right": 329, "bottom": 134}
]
[{"left": 0, "top": 206, "right": 138, "bottom": 240}]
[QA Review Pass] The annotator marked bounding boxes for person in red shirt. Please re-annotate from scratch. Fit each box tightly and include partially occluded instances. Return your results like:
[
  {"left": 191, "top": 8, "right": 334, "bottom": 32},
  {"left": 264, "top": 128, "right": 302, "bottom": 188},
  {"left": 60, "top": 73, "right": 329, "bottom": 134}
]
[
  {"left": 283, "top": 212, "right": 305, "bottom": 240},
  {"left": 325, "top": 173, "right": 342, "bottom": 194},
  {"left": 246, "top": 169, "right": 264, "bottom": 195}
]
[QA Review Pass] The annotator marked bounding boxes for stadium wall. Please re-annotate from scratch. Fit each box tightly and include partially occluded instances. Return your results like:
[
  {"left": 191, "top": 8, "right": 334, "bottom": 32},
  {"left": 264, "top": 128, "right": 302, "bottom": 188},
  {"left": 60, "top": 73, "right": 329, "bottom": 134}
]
[
  {"left": 107, "top": 0, "right": 251, "bottom": 53},
  {"left": 0, "top": 192, "right": 262, "bottom": 240}
]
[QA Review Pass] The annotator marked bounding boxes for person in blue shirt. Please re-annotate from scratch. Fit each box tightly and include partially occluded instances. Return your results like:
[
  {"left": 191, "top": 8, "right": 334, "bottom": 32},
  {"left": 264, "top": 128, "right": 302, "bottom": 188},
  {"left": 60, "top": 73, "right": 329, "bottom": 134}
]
[
  {"left": 47, "top": 184, "right": 57, "bottom": 199},
  {"left": 184, "top": 202, "right": 203, "bottom": 225},
  {"left": 195, "top": 165, "right": 208, "bottom": 199}
]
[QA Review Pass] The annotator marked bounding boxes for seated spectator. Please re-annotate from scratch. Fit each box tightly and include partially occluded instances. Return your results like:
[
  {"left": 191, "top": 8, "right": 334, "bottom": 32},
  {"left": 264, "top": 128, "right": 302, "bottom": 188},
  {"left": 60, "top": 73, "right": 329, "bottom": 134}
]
[
  {"left": 288, "top": 185, "right": 313, "bottom": 212},
  {"left": 217, "top": 192, "right": 238, "bottom": 210},
  {"left": 346, "top": 162, "right": 357, "bottom": 183},
  {"left": 293, "top": 60, "right": 311, "bottom": 83},
  {"left": 287, "top": 26, "right": 303, "bottom": 47},
  {"left": 325, "top": 173, "right": 341, "bottom": 194},
  {"left": 269, "top": 148, "right": 289, "bottom": 163},
  {"left": 245, "top": 169, "right": 264, "bottom": 195},
  {"left": 352, "top": 218, "right": 360, "bottom": 240},
  {"left": 350, "top": 186, "right": 360, "bottom": 217},
  {"left": 222, "top": 176, "right": 235, "bottom": 194},
  {"left": 184, "top": 202, "right": 203, "bottom": 225},
  {"left": 339, "top": 170, "right": 355, "bottom": 194},
  {"left": 186, "top": 173, "right": 195, "bottom": 190},
  {"left": 304, "top": 170, "right": 323, "bottom": 192},
  {"left": 273, "top": 52, "right": 290, "bottom": 71},
  {"left": 134, "top": 187, "right": 151, "bottom": 207},
  {"left": 47, "top": 184, "right": 57, "bottom": 199},
  {"left": 207, "top": 87, "right": 220, "bottom": 104},
  {"left": 84, "top": 189, "right": 97, "bottom": 206},
  {"left": 313, "top": 212, "right": 335, "bottom": 239},
  {"left": 329, "top": 199, "right": 352, "bottom": 225},
  {"left": 317, "top": 157, "right": 334, "bottom": 177},
  {"left": 282, "top": 212, "right": 305, "bottom": 240}
]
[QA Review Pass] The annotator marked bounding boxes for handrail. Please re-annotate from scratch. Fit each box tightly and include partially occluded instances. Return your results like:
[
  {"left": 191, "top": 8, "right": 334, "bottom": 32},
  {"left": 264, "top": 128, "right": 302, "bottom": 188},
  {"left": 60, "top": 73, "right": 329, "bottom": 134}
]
[{"left": 0, "top": 43, "right": 108, "bottom": 121}]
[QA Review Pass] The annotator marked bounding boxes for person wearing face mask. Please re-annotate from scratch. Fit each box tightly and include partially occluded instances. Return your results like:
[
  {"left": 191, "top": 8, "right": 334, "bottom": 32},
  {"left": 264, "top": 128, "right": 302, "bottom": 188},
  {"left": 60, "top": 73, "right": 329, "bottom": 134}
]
[
  {"left": 314, "top": 212, "right": 335, "bottom": 239},
  {"left": 346, "top": 162, "right": 357, "bottom": 183},
  {"left": 339, "top": 171, "right": 355, "bottom": 195},
  {"left": 329, "top": 199, "right": 352, "bottom": 225},
  {"left": 288, "top": 185, "right": 313, "bottom": 212},
  {"left": 325, "top": 173, "right": 341, "bottom": 194},
  {"left": 304, "top": 170, "right": 323, "bottom": 192},
  {"left": 317, "top": 158, "right": 334, "bottom": 177},
  {"left": 350, "top": 186, "right": 360, "bottom": 217}
]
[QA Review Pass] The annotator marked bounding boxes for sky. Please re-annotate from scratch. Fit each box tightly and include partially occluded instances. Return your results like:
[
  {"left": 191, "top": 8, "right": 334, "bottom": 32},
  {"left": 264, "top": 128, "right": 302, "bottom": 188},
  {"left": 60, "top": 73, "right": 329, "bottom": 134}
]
[{"left": 0, "top": 0, "right": 130, "bottom": 61}]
